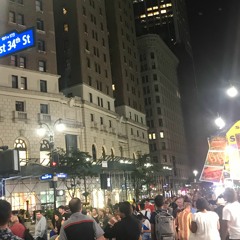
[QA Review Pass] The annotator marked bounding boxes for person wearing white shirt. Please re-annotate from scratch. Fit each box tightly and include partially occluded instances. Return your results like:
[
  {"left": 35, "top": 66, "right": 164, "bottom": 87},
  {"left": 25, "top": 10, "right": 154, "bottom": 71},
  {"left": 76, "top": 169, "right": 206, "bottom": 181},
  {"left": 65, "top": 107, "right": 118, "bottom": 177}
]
[{"left": 221, "top": 188, "right": 240, "bottom": 240}]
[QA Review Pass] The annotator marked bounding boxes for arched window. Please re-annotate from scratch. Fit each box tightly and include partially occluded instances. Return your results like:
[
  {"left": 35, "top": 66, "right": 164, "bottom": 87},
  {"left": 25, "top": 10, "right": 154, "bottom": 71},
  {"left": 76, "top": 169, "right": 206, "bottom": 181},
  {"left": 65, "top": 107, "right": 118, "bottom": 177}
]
[
  {"left": 102, "top": 146, "right": 106, "bottom": 160},
  {"left": 111, "top": 148, "right": 114, "bottom": 160},
  {"left": 92, "top": 144, "right": 97, "bottom": 161},
  {"left": 14, "top": 138, "right": 27, "bottom": 166},
  {"left": 40, "top": 139, "right": 50, "bottom": 166},
  {"left": 119, "top": 146, "right": 123, "bottom": 158}
]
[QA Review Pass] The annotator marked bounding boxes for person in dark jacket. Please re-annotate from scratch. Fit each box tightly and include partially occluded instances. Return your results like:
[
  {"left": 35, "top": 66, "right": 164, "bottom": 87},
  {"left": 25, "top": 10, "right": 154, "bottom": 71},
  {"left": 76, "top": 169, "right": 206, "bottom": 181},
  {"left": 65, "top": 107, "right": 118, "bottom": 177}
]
[{"left": 104, "top": 201, "right": 141, "bottom": 240}]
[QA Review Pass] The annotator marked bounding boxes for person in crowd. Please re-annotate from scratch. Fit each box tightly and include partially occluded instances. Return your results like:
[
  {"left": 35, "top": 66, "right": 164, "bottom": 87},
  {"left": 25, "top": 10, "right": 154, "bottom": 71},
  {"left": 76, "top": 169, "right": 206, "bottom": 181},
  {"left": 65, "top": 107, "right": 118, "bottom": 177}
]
[
  {"left": 150, "top": 195, "right": 175, "bottom": 240},
  {"left": 34, "top": 210, "right": 47, "bottom": 240},
  {"left": 98, "top": 208, "right": 109, "bottom": 230},
  {"left": 105, "top": 207, "right": 113, "bottom": 219},
  {"left": 86, "top": 208, "right": 92, "bottom": 216},
  {"left": 0, "top": 200, "right": 22, "bottom": 240},
  {"left": 17, "top": 209, "right": 26, "bottom": 225},
  {"left": 173, "top": 197, "right": 184, "bottom": 218},
  {"left": 59, "top": 198, "right": 105, "bottom": 240},
  {"left": 104, "top": 201, "right": 141, "bottom": 240},
  {"left": 162, "top": 200, "right": 173, "bottom": 215},
  {"left": 176, "top": 202, "right": 192, "bottom": 240},
  {"left": 139, "top": 202, "right": 151, "bottom": 220},
  {"left": 9, "top": 215, "right": 25, "bottom": 239},
  {"left": 137, "top": 212, "right": 151, "bottom": 240},
  {"left": 221, "top": 188, "right": 240, "bottom": 240},
  {"left": 190, "top": 197, "right": 220, "bottom": 240},
  {"left": 107, "top": 198, "right": 114, "bottom": 213},
  {"left": 92, "top": 207, "right": 99, "bottom": 223},
  {"left": 58, "top": 206, "right": 69, "bottom": 222},
  {"left": 145, "top": 199, "right": 155, "bottom": 213},
  {"left": 50, "top": 212, "right": 62, "bottom": 238}
]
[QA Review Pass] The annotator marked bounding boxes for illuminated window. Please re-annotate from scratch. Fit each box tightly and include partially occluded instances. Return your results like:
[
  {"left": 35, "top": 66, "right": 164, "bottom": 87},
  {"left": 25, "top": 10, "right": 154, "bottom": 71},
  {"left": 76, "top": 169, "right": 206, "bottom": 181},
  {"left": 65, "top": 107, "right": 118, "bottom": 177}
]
[
  {"left": 112, "top": 84, "right": 115, "bottom": 91},
  {"left": 161, "top": 10, "right": 167, "bottom": 14},
  {"left": 9, "top": 11, "right": 15, "bottom": 23},
  {"left": 63, "top": 8, "right": 67, "bottom": 15},
  {"left": 38, "top": 60, "right": 46, "bottom": 72},
  {"left": 20, "top": 77, "right": 27, "bottom": 90},
  {"left": 36, "top": 0, "right": 43, "bottom": 11},
  {"left": 64, "top": 24, "right": 69, "bottom": 32},
  {"left": 148, "top": 133, "right": 152, "bottom": 140},
  {"left": 19, "top": 57, "right": 26, "bottom": 68},
  {"left": 152, "top": 133, "right": 156, "bottom": 139},
  {"left": 40, "top": 139, "right": 50, "bottom": 166},
  {"left": 10, "top": 55, "right": 17, "bottom": 66},
  {"left": 14, "top": 138, "right": 28, "bottom": 166},
  {"left": 160, "top": 131, "right": 164, "bottom": 139}
]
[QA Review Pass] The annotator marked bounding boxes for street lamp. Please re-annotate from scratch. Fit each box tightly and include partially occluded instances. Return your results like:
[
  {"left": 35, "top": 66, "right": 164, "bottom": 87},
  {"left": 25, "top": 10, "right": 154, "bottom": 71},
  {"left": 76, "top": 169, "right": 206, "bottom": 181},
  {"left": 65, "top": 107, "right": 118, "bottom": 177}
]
[
  {"left": 215, "top": 116, "right": 225, "bottom": 129},
  {"left": 193, "top": 170, "right": 198, "bottom": 183},
  {"left": 37, "top": 118, "right": 65, "bottom": 210},
  {"left": 226, "top": 86, "right": 238, "bottom": 98}
]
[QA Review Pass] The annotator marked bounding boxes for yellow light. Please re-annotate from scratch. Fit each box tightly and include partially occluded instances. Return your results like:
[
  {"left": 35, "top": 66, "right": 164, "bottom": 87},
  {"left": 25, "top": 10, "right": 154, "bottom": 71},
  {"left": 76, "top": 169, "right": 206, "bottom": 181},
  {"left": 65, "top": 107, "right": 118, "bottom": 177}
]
[
  {"left": 140, "top": 14, "right": 146, "bottom": 18},
  {"left": 148, "top": 13, "right": 153, "bottom": 17},
  {"left": 153, "top": 6, "right": 158, "bottom": 10},
  {"left": 161, "top": 10, "right": 167, "bottom": 14},
  {"left": 166, "top": 3, "right": 172, "bottom": 7},
  {"left": 154, "top": 11, "right": 159, "bottom": 15},
  {"left": 147, "top": 7, "right": 152, "bottom": 11}
]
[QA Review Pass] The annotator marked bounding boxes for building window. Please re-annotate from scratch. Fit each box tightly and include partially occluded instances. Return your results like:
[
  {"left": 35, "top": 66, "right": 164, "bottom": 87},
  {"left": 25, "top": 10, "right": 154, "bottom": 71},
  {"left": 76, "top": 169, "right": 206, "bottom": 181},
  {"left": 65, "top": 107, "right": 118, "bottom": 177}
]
[
  {"left": 100, "top": 117, "right": 103, "bottom": 125},
  {"left": 37, "top": 40, "right": 45, "bottom": 51},
  {"left": 40, "top": 139, "right": 50, "bottom": 166},
  {"left": 84, "top": 23, "right": 88, "bottom": 33},
  {"left": 65, "top": 134, "right": 78, "bottom": 152},
  {"left": 10, "top": 55, "right": 17, "bottom": 66},
  {"left": 163, "top": 155, "right": 167, "bottom": 163},
  {"left": 82, "top": 6, "right": 86, "bottom": 15},
  {"left": 90, "top": 113, "right": 94, "bottom": 122},
  {"left": 14, "top": 138, "right": 27, "bottom": 166},
  {"left": 20, "top": 77, "right": 27, "bottom": 90},
  {"left": 63, "top": 7, "right": 67, "bottom": 15},
  {"left": 162, "top": 142, "right": 166, "bottom": 150},
  {"left": 109, "top": 120, "right": 112, "bottom": 128},
  {"left": 92, "top": 145, "right": 97, "bottom": 161},
  {"left": 36, "top": 19, "right": 44, "bottom": 31},
  {"left": 40, "top": 104, "right": 48, "bottom": 114},
  {"left": 17, "top": 14, "right": 24, "bottom": 25},
  {"left": 12, "top": 75, "right": 18, "bottom": 88},
  {"left": 16, "top": 101, "right": 24, "bottom": 112},
  {"left": 131, "top": 128, "right": 133, "bottom": 135},
  {"left": 160, "top": 131, "right": 164, "bottom": 139},
  {"left": 157, "top": 107, "right": 161, "bottom": 115},
  {"left": 9, "top": 11, "right": 15, "bottom": 23},
  {"left": 152, "top": 133, "right": 156, "bottom": 139},
  {"left": 40, "top": 80, "right": 47, "bottom": 92},
  {"left": 36, "top": 0, "right": 43, "bottom": 11},
  {"left": 17, "top": 0, "right": 24, "bottom": 4},
  {"left": 107, "top": 101, "right": 110, "bottom": 110},
  {"left": 64, "top": 23, "right": 69, "bottom": 32},
  {"left": 38, "top": 60, "right": 46, "bottom": 72},
  {"left": 159, "top": 118, "right": 163, "bottom": 126},
  {"left": 153, "top": 74, "right": 157, "bottom": 81},
  {"left": 156, "top": 96, "right": 160, "bottom": 103},
  {"left": 89, "top": 93, "right": 93, "bottom": 103},
  {"left": 150, "top": 52, "right": 155, "bottom": 59},
  {"left": 19, "top": 57, "right": 26, "bottom": 68},
  {"left": 154, "top": 84, "right": 159, "bottom": 92},
  {"left": 87, "top": 58, "right": 91, "bottom": 68}
]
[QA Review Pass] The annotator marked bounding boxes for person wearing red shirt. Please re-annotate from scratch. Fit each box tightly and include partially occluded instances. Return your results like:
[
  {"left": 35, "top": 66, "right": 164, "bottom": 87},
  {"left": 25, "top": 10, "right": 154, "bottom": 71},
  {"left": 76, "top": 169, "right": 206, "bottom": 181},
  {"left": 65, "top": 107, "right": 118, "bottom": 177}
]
[{"left": 9, "top": 215, "right": 25, "bottom": 239}]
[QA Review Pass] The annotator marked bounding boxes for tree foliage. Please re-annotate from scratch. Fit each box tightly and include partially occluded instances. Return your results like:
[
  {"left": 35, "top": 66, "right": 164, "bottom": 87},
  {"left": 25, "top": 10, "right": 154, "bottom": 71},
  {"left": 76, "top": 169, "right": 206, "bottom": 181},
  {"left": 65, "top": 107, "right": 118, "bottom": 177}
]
[{"left": 51, "top": 148, "right": 97, "bottom": 199}]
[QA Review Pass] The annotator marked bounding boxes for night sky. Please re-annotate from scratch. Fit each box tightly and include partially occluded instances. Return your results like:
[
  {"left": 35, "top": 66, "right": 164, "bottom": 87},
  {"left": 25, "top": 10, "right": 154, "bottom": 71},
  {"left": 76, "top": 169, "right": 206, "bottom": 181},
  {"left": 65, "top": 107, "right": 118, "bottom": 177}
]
[{"left": 186, "top": 0, "right": 240, "bottom": 170}]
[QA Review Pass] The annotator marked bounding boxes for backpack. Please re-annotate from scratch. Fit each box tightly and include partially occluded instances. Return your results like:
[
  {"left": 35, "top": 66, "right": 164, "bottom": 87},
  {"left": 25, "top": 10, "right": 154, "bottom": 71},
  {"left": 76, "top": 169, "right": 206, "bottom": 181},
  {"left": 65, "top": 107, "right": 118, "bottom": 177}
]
[
  {"left": 154, "top": 210, "right": 175, "bottom": 240},
  {"left": 24, "top": 228, "right": 34, "bottom": 240}
]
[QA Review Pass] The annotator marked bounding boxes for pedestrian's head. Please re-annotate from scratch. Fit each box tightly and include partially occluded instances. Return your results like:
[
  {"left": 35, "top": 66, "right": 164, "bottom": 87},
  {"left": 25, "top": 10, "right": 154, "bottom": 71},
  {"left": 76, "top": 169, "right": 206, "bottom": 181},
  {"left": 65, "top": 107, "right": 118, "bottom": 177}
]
[
  {"left": 175, "top": 197, "right": 184, "bottom": 208},
  {"left": 196, "top": 198, "right": 209, "bottom": 211},
  {"left": 139, "top": 202, "right": 145, "bottom": 210},
  {"left": 184, "top": 202, "right": 192, "bottom": 212},
  {"left": 10, "top": 215, "right": 19, "bottom": 224},
  {"left": 69, "top": 198, "right": 82, "bottom": 214},
  {"left": 0, "top": 200, "right": 12, "bottom": 226},
  {"left": 92, "top": 208, "right": 98, "bottom": 215},
  {"left": 118, "top": 201, "right": 132, "bottom": 218},
  {"left": 223, "top": 188, "right": 237, "bottom": 203},
  {"left": 154, "top": 195, "right": 164, "bottom": 208},
  {"left": 35, "top": 210, "right": 43, "bottom": 220},
  {"left": 58, "top": 205, "right": 65, "bottom": 214}
]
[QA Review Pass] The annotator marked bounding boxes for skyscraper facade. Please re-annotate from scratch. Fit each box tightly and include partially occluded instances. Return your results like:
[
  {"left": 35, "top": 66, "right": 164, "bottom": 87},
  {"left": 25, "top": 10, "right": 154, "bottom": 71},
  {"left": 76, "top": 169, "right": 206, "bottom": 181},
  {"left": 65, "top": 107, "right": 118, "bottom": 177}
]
[{"left": 138, "top": 34, "right": 189, "bottom": 185}]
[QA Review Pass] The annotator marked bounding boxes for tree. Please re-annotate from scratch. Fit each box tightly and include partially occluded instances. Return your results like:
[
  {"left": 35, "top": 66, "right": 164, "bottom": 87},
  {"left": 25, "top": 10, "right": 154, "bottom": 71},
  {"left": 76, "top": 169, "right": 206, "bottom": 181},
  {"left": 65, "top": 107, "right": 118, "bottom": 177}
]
[
  {"left": 51, "top": 148, "right": 97, "bottom": 202},
  {"left": 132, "top": 154, "right": 158, "bottom": 200}
]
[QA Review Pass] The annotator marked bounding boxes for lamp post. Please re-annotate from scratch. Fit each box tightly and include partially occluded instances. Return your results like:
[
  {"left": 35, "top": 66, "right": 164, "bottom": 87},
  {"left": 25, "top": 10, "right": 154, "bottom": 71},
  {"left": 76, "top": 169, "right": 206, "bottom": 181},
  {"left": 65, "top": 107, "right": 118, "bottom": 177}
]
[
  {"left": 193, "top": 170, "right": 198, "bottom": 183},
  {"left": 37, "top": 118, "right": 65, "bottom": 210}
]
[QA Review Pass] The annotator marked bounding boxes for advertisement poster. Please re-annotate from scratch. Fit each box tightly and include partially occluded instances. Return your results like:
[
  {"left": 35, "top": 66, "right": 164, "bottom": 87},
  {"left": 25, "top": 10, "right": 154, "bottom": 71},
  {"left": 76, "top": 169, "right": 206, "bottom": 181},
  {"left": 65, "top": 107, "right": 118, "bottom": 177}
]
[
  {"left": 200, "top": 136, "right": 226, "bottom": 182},
  {"left": 226, "top": 121, "right": 240, "bottom": 180}
]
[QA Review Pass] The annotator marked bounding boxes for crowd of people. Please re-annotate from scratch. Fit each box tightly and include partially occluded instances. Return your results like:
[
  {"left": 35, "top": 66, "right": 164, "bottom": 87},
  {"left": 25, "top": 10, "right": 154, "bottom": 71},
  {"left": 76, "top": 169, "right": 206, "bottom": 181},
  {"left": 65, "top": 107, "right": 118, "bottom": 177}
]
[{"left": 1, "top": 187, "right": 240, "bottom": 240}]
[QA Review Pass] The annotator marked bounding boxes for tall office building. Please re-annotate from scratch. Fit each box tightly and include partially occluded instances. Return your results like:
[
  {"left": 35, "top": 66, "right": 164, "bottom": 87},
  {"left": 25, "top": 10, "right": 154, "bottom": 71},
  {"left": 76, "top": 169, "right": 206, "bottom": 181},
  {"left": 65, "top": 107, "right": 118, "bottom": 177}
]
[
  {"left": 133, "top": 0, "right": 192, "bottom": 56},
  {"left": 105, "top": 0, "right": 145, "bottom": 123},
  {"left": 138, "top": 34, "right": 189, "bottom": 185}
]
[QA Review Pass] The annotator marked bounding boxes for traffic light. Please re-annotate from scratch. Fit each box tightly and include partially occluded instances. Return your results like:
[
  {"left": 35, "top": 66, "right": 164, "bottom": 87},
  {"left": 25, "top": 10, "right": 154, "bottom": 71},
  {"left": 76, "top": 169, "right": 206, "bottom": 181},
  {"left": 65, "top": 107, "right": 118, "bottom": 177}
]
[{"left": 51, "top": 161, "right": 57, "bottom": 167}]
